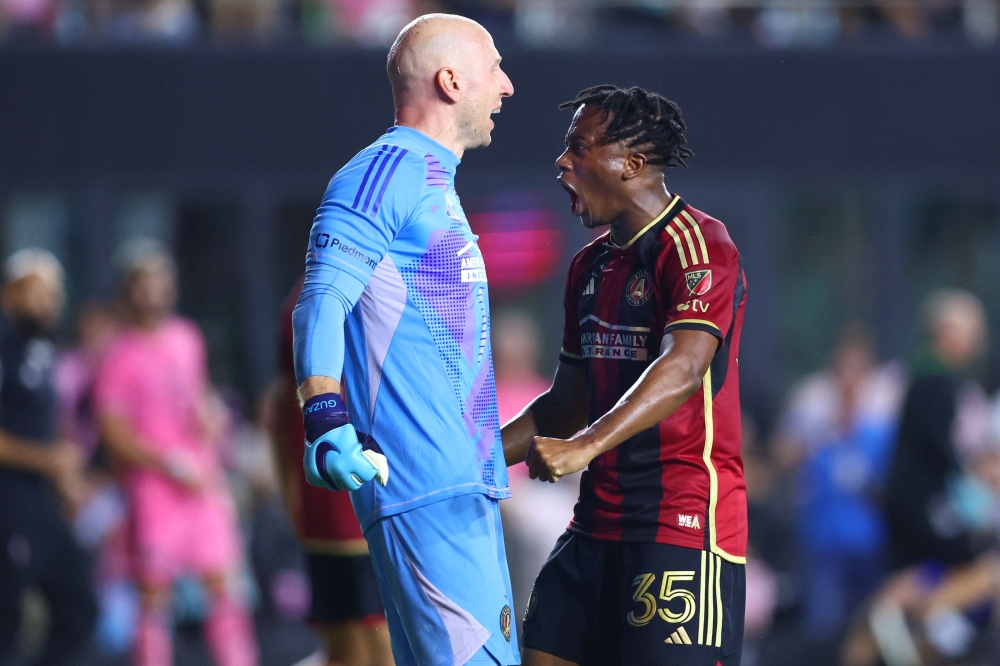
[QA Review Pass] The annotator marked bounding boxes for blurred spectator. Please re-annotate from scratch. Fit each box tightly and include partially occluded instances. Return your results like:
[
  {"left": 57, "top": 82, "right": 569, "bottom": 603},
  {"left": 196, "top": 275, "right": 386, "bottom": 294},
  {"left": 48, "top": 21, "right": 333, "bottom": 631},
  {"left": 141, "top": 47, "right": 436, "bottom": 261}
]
[
  {"left": 841, "top": 289, "right": 1000, "bottom": 666},
  {"left": 492, "top": 309, "right": 580, "bottom": 628},
  {"left": 55, "top": 302, "right": 119, "bottom": 458},
  {"left": 0, "top": 248, "right": 98, "bottom": 666},
  {"left": 53, "top": 301, "right": 137, "bottom": 656},
  {"left": 774, "top": 323, "right": 903, "bottom": 641},
  {"left": 884, "top": 290, "right": 989, "bottom": 572},
  {"left": 93, "top": 239, "right": 258, "bottom": 666},
  {"left": 268, "top": 277, "right": 393, "bottom": 666},
  {"left": 740, "top": 413, "right": 780, "bottom": 666},
  {"left": 210, "top": 0, "right": 280, "bottom": 42},
  {"left": 3, "top": 0, "right": 998, "bottom": 47}
]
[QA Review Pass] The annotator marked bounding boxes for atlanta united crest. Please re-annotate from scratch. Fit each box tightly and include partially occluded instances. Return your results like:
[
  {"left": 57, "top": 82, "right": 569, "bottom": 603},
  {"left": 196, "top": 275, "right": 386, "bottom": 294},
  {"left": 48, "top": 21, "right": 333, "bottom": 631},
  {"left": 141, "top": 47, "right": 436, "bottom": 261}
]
[
  {"left": 626, "top": 270, "right": 652, "bottom": 306},
  {"left": 500, "top": 605, "right": 512, "bottom": 642},
  {"left": 685, "top": 270, "right": 712, "bottom": 296}
]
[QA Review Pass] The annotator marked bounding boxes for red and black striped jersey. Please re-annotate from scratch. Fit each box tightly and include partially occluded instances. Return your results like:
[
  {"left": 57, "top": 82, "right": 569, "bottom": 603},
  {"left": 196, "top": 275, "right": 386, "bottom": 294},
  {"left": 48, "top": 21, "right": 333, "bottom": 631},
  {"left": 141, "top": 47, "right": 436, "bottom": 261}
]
[{"left": 559, "top": 194, "right": 748, "bottom": 563}]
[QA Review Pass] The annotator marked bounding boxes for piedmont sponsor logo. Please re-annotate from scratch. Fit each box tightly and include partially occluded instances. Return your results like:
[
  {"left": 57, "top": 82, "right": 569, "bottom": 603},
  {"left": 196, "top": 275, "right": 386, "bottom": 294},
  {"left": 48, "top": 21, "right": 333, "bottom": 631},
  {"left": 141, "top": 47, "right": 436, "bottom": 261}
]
[
  {"left": 460, "top": 255, "right": 488, "bottom": 283},
  {"left": 314, "top": 233, "right": 378, "bottom": 270},
  {"left": 580, "top": 331, "right": 648, "bottom": 361}
]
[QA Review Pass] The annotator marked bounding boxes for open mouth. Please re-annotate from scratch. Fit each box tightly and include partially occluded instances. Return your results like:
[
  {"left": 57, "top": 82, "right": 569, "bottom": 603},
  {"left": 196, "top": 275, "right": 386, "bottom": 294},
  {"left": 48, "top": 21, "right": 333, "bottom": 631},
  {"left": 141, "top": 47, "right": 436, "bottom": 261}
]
[{"left": 560, "top": 180, "right": 581, "bottom": 216}]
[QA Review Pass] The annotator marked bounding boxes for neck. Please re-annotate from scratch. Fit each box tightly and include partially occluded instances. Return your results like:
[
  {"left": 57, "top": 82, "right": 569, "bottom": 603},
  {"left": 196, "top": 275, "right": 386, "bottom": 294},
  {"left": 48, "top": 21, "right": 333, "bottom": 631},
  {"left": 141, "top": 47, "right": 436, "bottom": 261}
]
[
  {"left": 394, "top": 105, "right": 465, "bottom": 159},
  {"left": 608, "top": 183, "right": 673, "bottom": 247},
  {"left": 132, "top": 310, "right": 167, "bottom": 331}
]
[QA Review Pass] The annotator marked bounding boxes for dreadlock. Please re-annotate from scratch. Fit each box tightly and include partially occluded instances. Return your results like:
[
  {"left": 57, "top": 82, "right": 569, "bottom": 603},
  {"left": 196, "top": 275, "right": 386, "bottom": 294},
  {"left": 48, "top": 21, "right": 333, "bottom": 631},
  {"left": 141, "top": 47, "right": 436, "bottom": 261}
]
[{"left": 559, "top": 85, "right": 693, "bottom": 169}]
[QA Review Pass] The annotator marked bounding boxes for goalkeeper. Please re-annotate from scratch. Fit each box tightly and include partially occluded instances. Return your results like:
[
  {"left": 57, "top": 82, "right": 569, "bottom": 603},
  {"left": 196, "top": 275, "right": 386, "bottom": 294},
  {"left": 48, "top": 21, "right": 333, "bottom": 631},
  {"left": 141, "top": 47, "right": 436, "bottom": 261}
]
[{"left": 292, "top": 13, "right": 517, "bottom": 666}]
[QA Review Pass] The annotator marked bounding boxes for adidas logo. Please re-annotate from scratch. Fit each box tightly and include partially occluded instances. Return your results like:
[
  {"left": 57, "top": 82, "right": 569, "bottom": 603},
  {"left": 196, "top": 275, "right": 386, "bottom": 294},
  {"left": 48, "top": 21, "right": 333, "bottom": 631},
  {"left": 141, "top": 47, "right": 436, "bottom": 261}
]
[
  {"left": 582, "top": 277, "right": 595, "bottom": 296},
  {"left": 664, "top": 626, "right": 693, "bottom": 645}
]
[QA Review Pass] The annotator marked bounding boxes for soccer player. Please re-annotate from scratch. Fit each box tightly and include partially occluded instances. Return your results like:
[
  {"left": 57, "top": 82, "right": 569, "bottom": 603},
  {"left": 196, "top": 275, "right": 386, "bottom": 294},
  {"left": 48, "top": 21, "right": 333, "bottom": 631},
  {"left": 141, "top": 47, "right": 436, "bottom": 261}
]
[
  {"left": 0, "top": 249, "right": 97, "bottom": 666},
  {"left": 271, "top": 278, "right": 392, "bottom": 666},
  {"left": 502, "top": 85, "right": 748, "bottom": 666},
  {"left": 292, "top": 13, "right": 517, "bottom": 666},
  {"left": 94, "top": 240, "right": 258, "bottom": 666}
]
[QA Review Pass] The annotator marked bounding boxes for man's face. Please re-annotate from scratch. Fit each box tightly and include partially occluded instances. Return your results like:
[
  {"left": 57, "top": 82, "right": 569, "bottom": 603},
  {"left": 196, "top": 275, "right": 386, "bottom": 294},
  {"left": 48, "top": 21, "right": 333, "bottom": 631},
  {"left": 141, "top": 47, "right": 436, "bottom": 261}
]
[
  {"left": 3, "top": 273, "right": 65, "bottom": 332},
  {"left": 556, "top": 105, "right": 632, "bottom": 229},
  {"left": 456, "top": 33, "right": 513, "bottom": 150},
  {"left": 126, "top": 260, "right": 177, "bottom": 320}
]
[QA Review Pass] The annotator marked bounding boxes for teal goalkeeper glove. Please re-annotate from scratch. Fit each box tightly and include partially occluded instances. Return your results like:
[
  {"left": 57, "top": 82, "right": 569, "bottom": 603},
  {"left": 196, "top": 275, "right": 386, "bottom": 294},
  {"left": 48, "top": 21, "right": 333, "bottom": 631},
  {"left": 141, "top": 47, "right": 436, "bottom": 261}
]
[{"left": 303, "top": 423, "right": 389, "bottom": 491}]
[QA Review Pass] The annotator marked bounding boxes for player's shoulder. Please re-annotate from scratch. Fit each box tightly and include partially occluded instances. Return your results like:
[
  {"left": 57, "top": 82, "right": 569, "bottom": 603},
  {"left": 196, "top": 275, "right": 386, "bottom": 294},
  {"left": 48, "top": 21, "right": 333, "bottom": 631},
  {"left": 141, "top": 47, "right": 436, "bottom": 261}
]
[
  {"left": 682, "top": 203, "right": 737, "bottom": 255},
  {"left": 570, "top": 232, "right": 610, "bottom": 267},
  {"left": 655, "top": 198, "right": 739, "bottom": 267},
  {"left": 328, "top": 132, "right": 429, "bottom": 195},
  {"left": 565, "top": 232, "right": 609, "bottom": 283}
]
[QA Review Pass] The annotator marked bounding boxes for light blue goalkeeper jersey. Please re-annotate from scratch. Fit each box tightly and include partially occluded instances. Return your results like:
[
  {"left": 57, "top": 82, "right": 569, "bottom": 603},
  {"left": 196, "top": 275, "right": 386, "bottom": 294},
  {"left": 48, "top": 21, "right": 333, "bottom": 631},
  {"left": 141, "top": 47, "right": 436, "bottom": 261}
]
[{"left": 292, "top": 126, "right": 509, "bottom": 532}]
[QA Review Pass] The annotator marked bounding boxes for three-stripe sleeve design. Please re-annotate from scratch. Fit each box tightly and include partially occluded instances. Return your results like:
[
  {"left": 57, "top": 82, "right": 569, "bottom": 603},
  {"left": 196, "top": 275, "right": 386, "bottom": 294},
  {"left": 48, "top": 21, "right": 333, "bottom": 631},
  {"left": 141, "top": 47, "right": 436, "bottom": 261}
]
[
  {"left": 352, "top": 145, "right": 410, "bottom": 216},
  {"left": 664, "top": 210, "right": 710, "bottom": 268}
]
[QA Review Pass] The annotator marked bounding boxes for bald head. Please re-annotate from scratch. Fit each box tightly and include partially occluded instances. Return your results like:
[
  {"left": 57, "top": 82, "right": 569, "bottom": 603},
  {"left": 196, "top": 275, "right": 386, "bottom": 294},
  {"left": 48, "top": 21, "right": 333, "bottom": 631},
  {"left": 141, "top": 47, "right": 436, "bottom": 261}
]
[
  {"left": 387, "top": 13, "right": 513, "bottom": 155},
  {"left": 388, "top": 14, "right": 487, "bottom": 95},
  {"left": 1, "top": 248, "right": 65, "bottom": 332}
]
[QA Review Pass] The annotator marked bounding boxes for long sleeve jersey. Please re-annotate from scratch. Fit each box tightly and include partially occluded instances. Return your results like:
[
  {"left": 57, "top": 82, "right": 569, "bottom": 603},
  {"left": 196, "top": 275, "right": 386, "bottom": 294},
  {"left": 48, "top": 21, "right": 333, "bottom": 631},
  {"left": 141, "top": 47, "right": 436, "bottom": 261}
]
[{"left": 292, "top": 126, "right": 509, "bottom": 531}]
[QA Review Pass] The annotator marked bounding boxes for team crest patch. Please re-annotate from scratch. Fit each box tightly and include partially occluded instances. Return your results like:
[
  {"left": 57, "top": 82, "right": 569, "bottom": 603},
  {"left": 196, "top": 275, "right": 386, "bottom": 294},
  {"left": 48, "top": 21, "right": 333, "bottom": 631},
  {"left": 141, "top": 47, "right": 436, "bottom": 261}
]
[
  {"left": 626, "top": 270, "right": 652, "bottom": 306},
  {"left": 685, "top": 270, "right": 712, "bottom": 296},
  {"left": 500, "top": 605, "right": 512, "bottom": 642}
]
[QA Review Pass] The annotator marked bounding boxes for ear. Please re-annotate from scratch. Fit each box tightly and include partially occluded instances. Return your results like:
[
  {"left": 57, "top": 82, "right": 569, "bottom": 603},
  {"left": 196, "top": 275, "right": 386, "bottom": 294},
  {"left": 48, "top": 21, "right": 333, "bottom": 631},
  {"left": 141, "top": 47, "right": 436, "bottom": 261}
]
[
  {"left": 621, "top": 151, "right": 647, "bottom": 180},
  {"left": 434, "top": 67, "right": 463, "bottom": 104}
]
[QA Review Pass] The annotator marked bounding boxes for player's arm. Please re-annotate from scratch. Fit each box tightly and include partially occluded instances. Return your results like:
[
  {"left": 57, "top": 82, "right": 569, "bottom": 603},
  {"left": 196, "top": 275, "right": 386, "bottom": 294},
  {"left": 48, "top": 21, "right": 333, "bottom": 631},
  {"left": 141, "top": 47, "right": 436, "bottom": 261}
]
[
  {"left": 526, "top": 330, "right": 716, "bottom": 482},
  {"left": 501, "top": 361, "right": 588, "bottom": 467},
  {"left": 293, "top": 149, "right": 422, "bottom": 491}
]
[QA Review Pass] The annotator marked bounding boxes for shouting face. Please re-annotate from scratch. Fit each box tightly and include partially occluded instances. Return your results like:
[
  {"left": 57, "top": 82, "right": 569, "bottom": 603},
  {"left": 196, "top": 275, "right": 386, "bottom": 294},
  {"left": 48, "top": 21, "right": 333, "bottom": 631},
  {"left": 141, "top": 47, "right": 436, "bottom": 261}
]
[{"left": 555, "top": 104, "right": 635, "bottom": 229}]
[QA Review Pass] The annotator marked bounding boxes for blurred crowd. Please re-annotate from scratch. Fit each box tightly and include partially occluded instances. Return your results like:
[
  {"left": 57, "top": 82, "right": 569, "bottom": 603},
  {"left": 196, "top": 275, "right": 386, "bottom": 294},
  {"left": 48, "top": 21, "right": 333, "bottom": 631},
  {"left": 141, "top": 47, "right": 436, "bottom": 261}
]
[
  {"left": 0, "top": 0, "right": 998, "bottom": 48},
  {"left": 740, "top": 290, "right": 1000, "bottom": 666},
  {"left": 4, "top": 231, "right": 1000, "bottom": 666}
]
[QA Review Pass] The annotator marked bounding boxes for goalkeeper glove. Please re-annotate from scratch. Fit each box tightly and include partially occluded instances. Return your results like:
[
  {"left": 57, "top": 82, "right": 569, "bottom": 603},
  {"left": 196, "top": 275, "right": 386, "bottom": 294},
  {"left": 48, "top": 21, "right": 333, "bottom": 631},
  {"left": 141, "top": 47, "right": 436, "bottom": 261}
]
[{"left": 302, "top": 393, "right": 388, "bottom": 491}]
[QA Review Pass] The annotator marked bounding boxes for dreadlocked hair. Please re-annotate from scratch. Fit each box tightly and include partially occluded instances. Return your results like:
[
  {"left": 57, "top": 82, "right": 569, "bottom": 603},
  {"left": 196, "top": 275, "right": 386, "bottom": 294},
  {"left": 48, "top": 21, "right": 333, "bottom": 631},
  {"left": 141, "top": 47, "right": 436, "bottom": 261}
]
[{"left": 559, "top": 85, "right": 694, "bottom": 169}]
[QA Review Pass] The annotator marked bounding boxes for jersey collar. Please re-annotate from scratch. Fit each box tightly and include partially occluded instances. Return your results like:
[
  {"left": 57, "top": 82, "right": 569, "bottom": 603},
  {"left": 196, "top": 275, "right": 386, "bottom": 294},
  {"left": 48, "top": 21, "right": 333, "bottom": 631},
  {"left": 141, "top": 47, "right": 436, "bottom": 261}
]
[
  {"left": 385, "top": 126, "right": 461, "bottom": 171},
  {"left": 609, "top": 194, "right": 685, "bottom": 251}
]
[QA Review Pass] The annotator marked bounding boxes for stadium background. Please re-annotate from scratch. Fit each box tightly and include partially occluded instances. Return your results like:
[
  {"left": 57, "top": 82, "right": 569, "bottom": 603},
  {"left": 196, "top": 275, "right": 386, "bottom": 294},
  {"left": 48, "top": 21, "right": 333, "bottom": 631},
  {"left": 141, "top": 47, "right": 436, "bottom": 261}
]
[{"left": 2, "top": 0, "right": 1000, "bottom": 665}]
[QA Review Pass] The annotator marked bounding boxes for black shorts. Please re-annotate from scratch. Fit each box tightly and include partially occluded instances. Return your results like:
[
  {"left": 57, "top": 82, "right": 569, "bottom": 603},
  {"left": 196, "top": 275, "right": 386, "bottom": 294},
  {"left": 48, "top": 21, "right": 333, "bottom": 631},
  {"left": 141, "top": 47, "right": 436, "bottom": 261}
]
[
  {"left": 523, "top": 532, "right": 745, "bottom": 666},
  {"left": 306, "top": 552, "right": 385, "bottom": 625}
]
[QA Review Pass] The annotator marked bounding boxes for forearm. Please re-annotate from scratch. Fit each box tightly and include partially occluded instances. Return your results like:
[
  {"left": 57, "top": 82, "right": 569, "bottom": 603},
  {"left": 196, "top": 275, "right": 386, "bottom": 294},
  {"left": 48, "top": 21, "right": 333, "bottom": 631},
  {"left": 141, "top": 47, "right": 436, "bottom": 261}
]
[
  {"left": 0, "top": 430, "right": 53, "bottom": 475},
  {"left": 501, "top": 365, "right": 589, "bottom": 466},
  {"left": 292, "top": 264, "right": 365, "bottom": 404},
  {"left": 579, "top": 358, "right": 702, "bottom": 458},
  {"left": 99, "top": 416, "right": 166, "bottom": 472},
  {"left": 570, "top": 332, "right": 716, "bottom": 462}
]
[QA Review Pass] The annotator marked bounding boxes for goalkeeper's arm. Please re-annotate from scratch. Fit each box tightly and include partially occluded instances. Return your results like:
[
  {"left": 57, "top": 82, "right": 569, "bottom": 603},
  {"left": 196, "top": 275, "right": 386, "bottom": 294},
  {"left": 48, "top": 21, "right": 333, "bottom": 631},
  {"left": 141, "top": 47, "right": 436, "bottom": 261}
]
[{"left": 292, "top": 266, "right": 387, "bottom": 491}]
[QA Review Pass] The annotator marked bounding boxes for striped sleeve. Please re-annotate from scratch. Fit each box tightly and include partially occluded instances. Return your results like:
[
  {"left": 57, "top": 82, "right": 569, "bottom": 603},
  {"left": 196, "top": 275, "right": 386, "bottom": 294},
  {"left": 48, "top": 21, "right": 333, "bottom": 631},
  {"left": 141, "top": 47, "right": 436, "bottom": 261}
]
[
  {"left": 657, "top": 208, "right": 740, "bottom": 344},
  {"left": 293, "top": 145, "right": 424, "bottom": 384}
]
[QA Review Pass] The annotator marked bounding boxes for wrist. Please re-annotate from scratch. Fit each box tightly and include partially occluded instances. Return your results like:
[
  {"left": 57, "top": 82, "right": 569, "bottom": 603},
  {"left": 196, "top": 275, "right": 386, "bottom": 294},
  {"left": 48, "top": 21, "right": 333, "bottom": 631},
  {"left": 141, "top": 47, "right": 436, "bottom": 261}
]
[
  {"left": 575, "top": 430, "right": 609, "bottom": 459},
  {"left": 302, "top": 393, "right": 348, "bottom": 442}
]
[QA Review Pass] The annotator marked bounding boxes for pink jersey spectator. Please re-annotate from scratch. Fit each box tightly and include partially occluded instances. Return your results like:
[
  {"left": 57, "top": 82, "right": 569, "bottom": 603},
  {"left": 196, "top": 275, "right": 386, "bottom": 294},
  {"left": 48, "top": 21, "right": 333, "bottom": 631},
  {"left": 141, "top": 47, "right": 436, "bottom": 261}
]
[{"left": 93, "top": 317, "right": 242, "bottom": 586}]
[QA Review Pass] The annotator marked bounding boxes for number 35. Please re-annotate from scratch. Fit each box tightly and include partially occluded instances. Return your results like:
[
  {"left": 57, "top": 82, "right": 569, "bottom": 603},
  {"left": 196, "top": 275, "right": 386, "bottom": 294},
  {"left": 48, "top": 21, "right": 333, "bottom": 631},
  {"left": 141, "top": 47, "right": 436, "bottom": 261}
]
[{"left": 627, "top": 571, "right": 697, "bottom": 627}]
